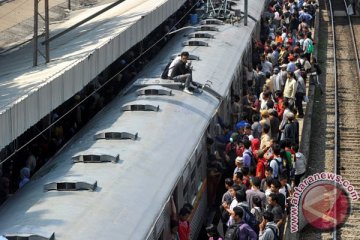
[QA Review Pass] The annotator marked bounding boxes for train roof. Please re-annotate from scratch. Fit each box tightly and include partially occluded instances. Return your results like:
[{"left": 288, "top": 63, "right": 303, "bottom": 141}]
[{"left": 0, "top": 1, "right": 266, "bottom": 239}]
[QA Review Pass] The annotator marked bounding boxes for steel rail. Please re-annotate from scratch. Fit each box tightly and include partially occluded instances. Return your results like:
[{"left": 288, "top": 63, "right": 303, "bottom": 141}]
[{"left": 327, "top": 0, "right": 338, "bottom": 239}]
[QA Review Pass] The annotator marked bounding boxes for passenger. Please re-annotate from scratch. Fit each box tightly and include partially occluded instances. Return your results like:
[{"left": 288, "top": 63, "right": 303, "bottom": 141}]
[
  {"left": 294, "top": 64, "right": 306, "bottom": 118},
  {"left": 226, "top": 206, "right": 257, "bottom": 240},
  {"left": 19, "top": 167, "right": 30, "bottom": 189},
  {"left": 206, "top": 224, "right": 223, "bottom": 240},
  {"left": 242, "top": 167, "right": 251, "bottom": 189},
  {"left": 220, "top": 184, "right": 241, "bottom": 234},
  {"left": 281, "top": 112, "right": 298, "bottom": 144},
  {"left": 255, "top": 149, "right": 267, "bottom": 179},
  {"left": 241, "top": 90, "right": 259, "bottom": 122},
  {"left": 234, "top": 157, "right": 243, "bottom": 175},
  {"left": 283, "top": 71, "right": 297, "bottom": 106},
  {"left": 292, "top": 143, "right": 307, "bottom": 186},
  {"left": 269, "top": 143, "right": 282, "bottom": 179},
  {"left": 254, "top": 65, "right": 266, "bottom": 97},
  {"left": 266, "top": 193, "right": 285, "bottom": 240},
  {"left": 246, "top": 177, "right": 266, "bottom": 210},
  {"left": 251, "top": 114, "right": 262, "bottom": 139},
  {"left": 168, "top": 51, "right": 198, "bottom": 95},
  {"left": 250, "top": 195, "right": 264, "bottom": 224},
  {"left": 258, "top": 211, "right": 279, "bottom": 240},
  {"left": 242, "top": 139, "right": 255, "bottom": 169},
  {"left": 260, "top": 124, "right": 271, "bottom": 150},
  {"left": 178, "top": 207, "right": 191, "bottom": 240},
  {"left": 269, "top": 109, "right": 280, "bottom": 141},
  {"left": 260, "top": 167, "right": 273, "bottom": 191},
  {"left": 222, "top": 178, "right": 235, "bottom": 204},
  {"left": 233, "top": 172, "right": 247, "bottom": 195}
]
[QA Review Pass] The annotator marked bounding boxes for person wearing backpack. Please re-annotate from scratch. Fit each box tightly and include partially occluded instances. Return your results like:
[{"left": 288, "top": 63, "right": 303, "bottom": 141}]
[
  {"left": 224, "top": 206, "right": 257, "bottom": 240},
  {"left": 269, "top": 143, "right": 283, "bottom": 179},
  {"left": 242, "top": 139, "right": 256, "bottom": 168},
  {"left": 303, "top": 32, "right": 313, "bottom": 61},
  {"left": 259, "top": 211, "right": 280, "bottom": 240}
]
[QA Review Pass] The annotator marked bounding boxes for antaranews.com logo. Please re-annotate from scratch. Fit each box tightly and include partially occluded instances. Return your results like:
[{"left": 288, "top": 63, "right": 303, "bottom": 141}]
[{"left": 290, "top": 172, "right": 359, "bottom": 233}]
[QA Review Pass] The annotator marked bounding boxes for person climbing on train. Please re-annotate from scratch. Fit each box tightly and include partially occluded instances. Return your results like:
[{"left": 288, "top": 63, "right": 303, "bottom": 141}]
[{"left": 168, "top": 51, "right": 202, "bottom": 94}]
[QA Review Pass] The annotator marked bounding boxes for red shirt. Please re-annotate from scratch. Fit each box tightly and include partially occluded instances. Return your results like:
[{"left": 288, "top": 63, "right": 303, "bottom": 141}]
[
  {"left": 178, "top": 220, "right": 191, "bottom": 240},
  {"left": 256, "top": 158, "right": 267, "bottom": 179}
]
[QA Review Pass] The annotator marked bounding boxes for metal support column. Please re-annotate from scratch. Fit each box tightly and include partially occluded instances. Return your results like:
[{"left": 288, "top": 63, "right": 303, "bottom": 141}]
[
  {"left": 44, "top": 0, "right": 50, "bottom": 63},
  {"left": 33, "top": 0, "right": 39, "bottom": 67},
  {"left": 33, "top": 0, "right": 50, "bottom": 66},
  {"left": 244, "top": 0, "right": 248, "bottom": 26}
]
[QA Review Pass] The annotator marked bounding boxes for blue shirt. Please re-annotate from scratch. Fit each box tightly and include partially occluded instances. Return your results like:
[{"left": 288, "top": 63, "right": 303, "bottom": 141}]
[{"left": 237, "top": 221, "right": 258, "bottom": 240}]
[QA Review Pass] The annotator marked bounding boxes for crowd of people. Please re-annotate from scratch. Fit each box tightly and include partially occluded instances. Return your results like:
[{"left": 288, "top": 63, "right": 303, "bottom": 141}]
[{"left": 204, "top": 0, "right": 321, "bottom": 239}]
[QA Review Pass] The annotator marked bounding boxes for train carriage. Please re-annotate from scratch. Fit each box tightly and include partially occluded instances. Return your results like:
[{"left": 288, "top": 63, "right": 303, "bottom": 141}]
[{"left": 0, "top": 0, "right": 266, "bottom": 239}]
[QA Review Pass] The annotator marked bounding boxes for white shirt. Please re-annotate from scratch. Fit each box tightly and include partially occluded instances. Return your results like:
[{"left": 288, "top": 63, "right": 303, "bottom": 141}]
[{"left": 295, "top": 152, "right": 307, "bottom": 175}]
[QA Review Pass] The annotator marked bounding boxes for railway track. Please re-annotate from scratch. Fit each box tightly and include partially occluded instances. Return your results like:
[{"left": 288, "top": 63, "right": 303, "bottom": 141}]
[
  {"left": 299, "top": 0, "right": 360, "bottom": 239},
  {"left": 331, "top": 0, "right": 360, "bottom": 238}
]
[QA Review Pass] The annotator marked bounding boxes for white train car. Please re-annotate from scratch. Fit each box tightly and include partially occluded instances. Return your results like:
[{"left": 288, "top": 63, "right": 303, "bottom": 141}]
[{"left": 0, "top": 0, "right": 266, "bottom": 239}]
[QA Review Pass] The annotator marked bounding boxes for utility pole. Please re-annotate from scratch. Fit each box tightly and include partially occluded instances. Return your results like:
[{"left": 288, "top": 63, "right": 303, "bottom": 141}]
[{"left": 33, "top": 0, "right": 50, "bottom": 67}]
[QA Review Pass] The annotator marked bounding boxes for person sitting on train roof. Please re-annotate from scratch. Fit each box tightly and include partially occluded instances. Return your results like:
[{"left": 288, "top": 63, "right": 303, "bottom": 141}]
[{"left": 168, "top": 51, "right": 200, "bottom": 95}]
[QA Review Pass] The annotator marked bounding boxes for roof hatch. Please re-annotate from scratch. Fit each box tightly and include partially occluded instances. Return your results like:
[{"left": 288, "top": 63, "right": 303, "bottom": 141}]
[
  {"left": 136, "top": 86, "right": 172, "bottom": 96},
  {"left": 188, "top": 32, "right": 214, "bottom": 39},
  {"left": 72, "top": 153, "right": 120, "bottom": 163},
  {"left": 182, "top": 40, "right": 208, "bottom": 47},
  {"left": 5, "top": 232, "right": 55, "bottom": 240},
  {"left": 196, "top": 25, "right": 219, "bottom": 31},
  {"left": 122, "top": 104, "right": 159, "bottom": 112},
  {"left": 44, "top": 179, "right": 97, "bottom": 192},
  {"left": 95, "top": 131, "right": 138, "bottom": 140},
  {"left": 200, "top": 19, "right": 224, "bottom": 25}
]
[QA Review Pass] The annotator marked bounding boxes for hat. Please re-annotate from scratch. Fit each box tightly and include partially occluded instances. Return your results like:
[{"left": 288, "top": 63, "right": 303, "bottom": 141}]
[
  {"left": 280, "top": 63, "right": 288, "bottom": 68},
  {"left": 274, "top": 67, "right": 279, "bottom": 73},
  {"left": 235, "top": 120, "right": 248, "bottom": 130},
  {"left": 230, "top": 132, "right": 239, "bottom": 142},
  {"left": 235, "top": 156, "right": 244, "bottom": 164}
]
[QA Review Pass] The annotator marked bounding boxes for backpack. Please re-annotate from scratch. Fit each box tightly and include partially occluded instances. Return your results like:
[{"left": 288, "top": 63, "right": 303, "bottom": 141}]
[
  {"left": 267, "top": 226, "right": 280, "bottom": 240},
  {"left": 224, "top": 223, "right": 240, "bottom": 240},
  {"left": 240, "top": 205, "right": 260, "bottom": 235},
  {"left": 274, "top": 157, "right": 285, "bottom": 177},
  {"left": 306, "top": 40, "right": 314, "bottom": 54},
  {"left": 244, "top": 151, "right": 256, "bottom": 168},
  {"left": 160, "top": 61, "right": 172, "bottom": 79}
]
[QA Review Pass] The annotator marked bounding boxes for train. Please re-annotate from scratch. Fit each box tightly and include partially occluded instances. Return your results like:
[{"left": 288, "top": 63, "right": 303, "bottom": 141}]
[{"left": 0, "top": 0, "right": 266, "bottom": 239}]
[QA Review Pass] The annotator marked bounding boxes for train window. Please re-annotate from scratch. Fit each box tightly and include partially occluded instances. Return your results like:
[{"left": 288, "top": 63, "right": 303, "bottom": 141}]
[
  {"left": 191, "top": 168, "right": 196, "bottom": 182},
  {"left": 197, "top": 155, "right": 202, "bottom": 168},
  {"left": 95, "top": 131, "right": 138, "bottom": 140},
  {"left": 136, "top": 86, "right": 172, "bottom": 96},
  {"left": 122, "top": 104, "right": 160, "bottom": 112},
  {"left": 183, "top": 182, "right": 189, "bottom": 197},
  {"left": 44, "top": 180, "right": 97, "bottom": 192},
  {"left": 5, "top": 232, "right": 55, "bottom": 240},
  {"left": 72, "top": 154, "right": 119, "bottom": 163},
  {"left": 182, "top": 40, "right": 209, "bottom": 47}
]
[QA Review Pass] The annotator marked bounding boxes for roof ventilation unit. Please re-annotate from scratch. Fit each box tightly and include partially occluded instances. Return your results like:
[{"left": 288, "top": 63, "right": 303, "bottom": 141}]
[
  {"left": 5, "top": 232, "right": 55, "bottom": 240},
  {"left": 72, "top": 153, "right": 120, "bottom": 163},
  {"left": 95, "top": 131, "right": 138, "bottom": 140},
  {"left": 196, "top": 26, "right": 219, "bottom": 31},
  {"left": 44, "top": 179, "right": 97, "bottom": 192},
  {"left": 136, "top": 86, "right": 172, "bottom": 96},
  {"left": 200, "top": 19, "right": 224, "bottom": 25},
  {"left": 182, "top": 40, "right": 208, "bottom": 47},
  {"left": 122, "top": 104, "right": 159, "bottom": 112},
  {"left": 188, "top": 33, "right": 214, "bottom": 39}
]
